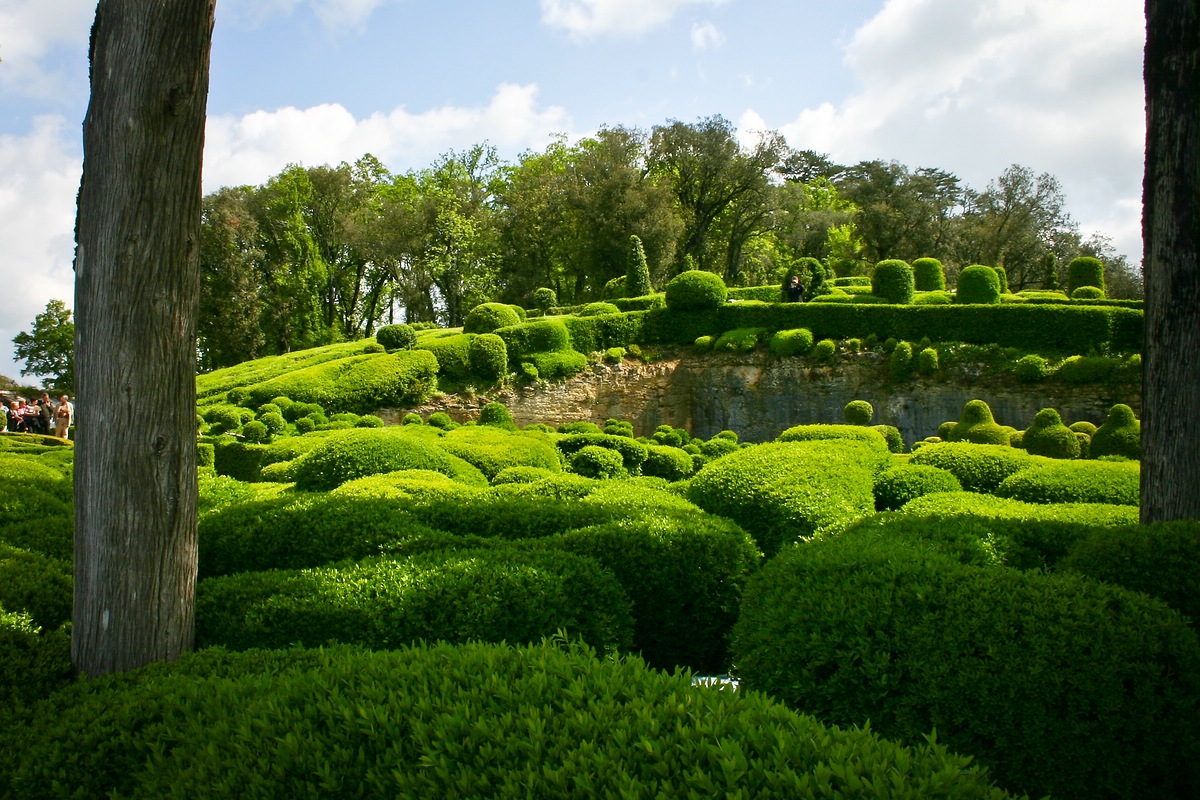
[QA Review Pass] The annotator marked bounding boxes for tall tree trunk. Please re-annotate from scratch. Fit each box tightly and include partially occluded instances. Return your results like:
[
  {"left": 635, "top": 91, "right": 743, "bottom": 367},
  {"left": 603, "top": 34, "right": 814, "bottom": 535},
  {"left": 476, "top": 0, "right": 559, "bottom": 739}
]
[
  {"left": 72, "top": 0, "right": 215, "bottom": 675},
  {"left": 1142, "top": 0, "right": 1200, "bottom": 522}
]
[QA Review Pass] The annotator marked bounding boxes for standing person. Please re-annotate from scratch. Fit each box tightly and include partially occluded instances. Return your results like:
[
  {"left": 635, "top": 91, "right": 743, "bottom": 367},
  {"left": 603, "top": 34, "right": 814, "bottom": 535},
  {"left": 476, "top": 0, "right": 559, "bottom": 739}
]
[
  {"left": 55, "top": 395, "right": 74, "bottom": 439},
  {"left": 38, "top": 394, "right": 54, "bottom": 435},
  {"left": 7, "top": 401, "right": 24, "bottom": 432},
  {"left": 786, "top": 276, "right": 806, "bottom": 303}
]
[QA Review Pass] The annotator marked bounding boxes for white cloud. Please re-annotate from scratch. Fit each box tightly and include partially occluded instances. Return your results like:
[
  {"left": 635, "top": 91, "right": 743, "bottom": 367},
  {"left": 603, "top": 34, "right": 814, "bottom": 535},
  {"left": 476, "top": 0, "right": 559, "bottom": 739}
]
[
  {"left": 762, "top": 0, "right": 1146, "bottom": 261},
  {"left": 202, "top": 83, "right": 575, "bottom": 189},
  {"left": 540, "top": 0, "right": 727, "bottom": 39},
  {"left": 0, "top": 117, "right": 81, "bottom": 381},
  {"left": 691, "top": 21, "right": 725, "bottom": 50},
  {"left": 0, "top": 0, "right": 93, "bottom": 99}
]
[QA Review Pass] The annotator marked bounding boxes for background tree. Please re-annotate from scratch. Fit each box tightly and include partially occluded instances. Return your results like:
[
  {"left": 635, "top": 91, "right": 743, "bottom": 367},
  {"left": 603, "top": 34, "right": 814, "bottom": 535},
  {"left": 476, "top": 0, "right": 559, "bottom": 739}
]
[
  {"left": 1142, "top": 0, "right": 1199, "bottom": 522},
  {"left": 73, "top": 0, "right": 215, "bottom": 674},
  {"left": 839, "top": 160, "right": 963, "bottom": 264},
  {"left": 12, "top": 299, "right": 75, "bottom": 393},
  {"left": 198, "top": 187, "right": 264, "bottom": 370}
]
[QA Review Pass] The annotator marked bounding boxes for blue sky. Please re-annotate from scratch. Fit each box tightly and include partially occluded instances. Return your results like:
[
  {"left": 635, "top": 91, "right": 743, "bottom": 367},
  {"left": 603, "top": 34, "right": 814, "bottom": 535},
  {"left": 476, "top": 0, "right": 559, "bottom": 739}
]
[{"left": 0, "top": 0, "right": 1145, "bottom": 383}]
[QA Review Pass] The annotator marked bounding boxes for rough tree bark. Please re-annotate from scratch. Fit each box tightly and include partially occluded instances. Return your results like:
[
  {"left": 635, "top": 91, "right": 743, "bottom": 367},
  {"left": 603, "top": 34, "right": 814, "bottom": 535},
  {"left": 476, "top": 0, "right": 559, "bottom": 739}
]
[
  {"left": 72, "top": 0, "right": 216, "bottom": 675},
  {"left": 1142, "top": 0, "right": 1200, "bottom": 523}
]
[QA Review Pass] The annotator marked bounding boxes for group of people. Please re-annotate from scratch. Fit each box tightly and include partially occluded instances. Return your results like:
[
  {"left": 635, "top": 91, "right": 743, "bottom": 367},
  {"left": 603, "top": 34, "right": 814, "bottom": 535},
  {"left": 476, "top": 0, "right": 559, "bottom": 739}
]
[{"left": 2, "top": 392, "right": 73, "bottom": 438}]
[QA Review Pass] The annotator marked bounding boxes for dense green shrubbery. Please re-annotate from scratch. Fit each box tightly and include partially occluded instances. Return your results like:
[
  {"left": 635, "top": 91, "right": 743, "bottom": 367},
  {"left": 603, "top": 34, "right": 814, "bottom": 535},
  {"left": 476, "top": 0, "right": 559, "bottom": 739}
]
[
  {"left": 777, "top": 424, "right": 891, "bottom": 459},
  {"left": 498, "top": 318, "right": 571, "bottom": 357},
  {"left": 888, "top": 340, "right": 913, "bottom": 381},
  {"left": 871, "top": 259, "right": 914, "bottom": 304},
  {"left": 243, "top": 351, "right": 439, "bottom": 413},
  {"left": 664, "top": 269, "right": 727, "bottom": 311},
  {"left": 1090, "top": 403, "right": 1141, "bottom": 459},
  {"left": 290, "top": 429, "right": 486, "bottom": 491},
  {"left": 0, "top": 545, "right": 71, "bottom": 632},
  {"left": 946, "top": 400, "right": 1010, "bottom": 446},
  {"left": 955, "top": 265, "right": 1002, "bottom": 304},
  {"left": 687, "top": 440, "right": 885, "bottom": 556},
  {"left": 733, "top": 536, "right": 1200, "bottom": 800},
  {"left": 438, "top": 425, "right": 560, "bottom": 480},
  {"left": 768, "top": 327, "right": 814, "bottom": 356},
  {"left": 1013, "top": 353, "right": 1048, "bottom": 383},
  {"left": 0, "top": 605, "right": 72, "bottom": 710},
  {"left": 710, "top": 327, "right": 763, "bottom": 352},
  {"left": 577, "top": 301, "right": 621, "bottom": 317},
  {"left": 996, "top": 459, "right": 1139, "bottom": 505},
  {"left": 418, "top": 331, "right": 474, "bottom": 380},
  {"left": 0, "top": 454, "right": 74, "bottom": 562},
  {"left": 556, "top": 433, "right": 648, "bottom": 473},
  {"left": 912, "top": 257, "right": 946, "bottom": 291},
  {"left": 1071, "top": 285, "right": 1105, "bottom": 300},
  {"left": 468, "top": 333, "right": 508, "bottom": 382},
  {"left": 843, "top": 400, "right": 874, "bottom": 425},
  {"left": 531, "top": 286, "right": 557, "bottom": 311},
  {"left": 569, "top": 445, "right": 626, "bottom": 479},
  {"left": 873, "top": 464, "right": 962, "bottom": 511},
  {"left": 909, "top": 442, "right": 1031, "bottom": 492},
  {"left": 0, "top": 640, "right": 1022, "bottom": 799},
  {"left": 463, "top": 302, "right": 522, "bottom": 334},
  {"left": 640, "top": 443, "right": 694, "bottom": 481},
  {"left": 1067, "top": 255, "right": 1106, "bottom": 296},
  {"left": 1021, "top": 407, "right": 1080, "bottom": 459},
  {"left": 196, "top": 548, "right": 634, "bottom": 655},
  {"left": 374, "top": 323, "right": 417, "bottom": 351}
]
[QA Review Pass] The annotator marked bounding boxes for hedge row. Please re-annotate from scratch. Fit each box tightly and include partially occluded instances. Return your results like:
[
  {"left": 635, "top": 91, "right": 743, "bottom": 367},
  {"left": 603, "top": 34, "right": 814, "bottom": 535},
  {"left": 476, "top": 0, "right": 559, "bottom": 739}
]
[
  {"left": 242, "top": 350, "right": 439, "bottom": 412},
  {"left": 0, "top": 641, "right": 1020, "bottom": 799}
]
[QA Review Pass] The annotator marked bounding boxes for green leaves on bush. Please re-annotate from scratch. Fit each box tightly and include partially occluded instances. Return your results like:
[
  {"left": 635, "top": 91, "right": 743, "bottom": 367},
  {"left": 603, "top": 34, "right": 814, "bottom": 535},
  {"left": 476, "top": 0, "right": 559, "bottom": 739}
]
[
  {"left": 291, "top": 429, "right": 486, "bottom": 491},
  {"left": 664, "top": 269, "right": 727, "bottom": 311}
]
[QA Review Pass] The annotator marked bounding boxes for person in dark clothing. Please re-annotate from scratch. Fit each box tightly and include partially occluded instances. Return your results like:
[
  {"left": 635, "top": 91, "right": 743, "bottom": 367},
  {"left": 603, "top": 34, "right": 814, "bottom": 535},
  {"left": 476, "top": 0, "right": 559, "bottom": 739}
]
[{"left": 786, "top": 276, "right": 805, "bottom": 303}]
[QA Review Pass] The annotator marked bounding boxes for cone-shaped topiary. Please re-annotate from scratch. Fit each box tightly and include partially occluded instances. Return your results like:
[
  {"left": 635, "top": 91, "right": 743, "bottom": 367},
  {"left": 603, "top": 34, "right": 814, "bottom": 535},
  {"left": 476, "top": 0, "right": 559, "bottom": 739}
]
[
  {"left": 1022, "top": 408, "right": 1081, "bottom": 459},
  {"left": 871, "top": 259, "right": 915, "bottom": 304},
  {"left": 912, "top": 257, "right": 946, "bottom": 291},
  {"left": 955, "top": 265, "right": 1002, "bottom": 304},
  {"left": 947, "top": 400, "right": 1010, "bottom": 446},
  {"left": 625, "top": 234, "right": 653, "bottom": 298},
  {"left": 1090, "top": 404, "right": 1141, "bottom": 459}
]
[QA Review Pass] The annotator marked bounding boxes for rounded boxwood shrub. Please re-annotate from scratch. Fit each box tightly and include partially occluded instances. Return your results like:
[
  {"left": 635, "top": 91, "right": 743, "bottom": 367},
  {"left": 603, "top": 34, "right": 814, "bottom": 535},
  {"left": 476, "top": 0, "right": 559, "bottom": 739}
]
[
  {"left": 570, "top": 445, "right": 626, "bottom": 479},
  {"left": 196, "top": 547, "right": 633, "bottom": 655},
  {"left": 955, "top": 265, "right": 1002, "bottom": 304},
  {"left": 437, "top": 426, "right": 561, "bottom": 482},
  {"left": 640, "top": 444, "right": 694, "bottom": 482},
  {"left": 664, "top": 269, "right": 727, "bottom": 311},
  {"left": 870, "top": 259, "right": 914, "bottom": 304},
  {"left": 258, "top": 411, "right": 287, "bottom": 435},
  {"left": 577, "top": 301, "right": 621, "bottom": 317},
  {"left": 463, "top": 302, "right": 522, "bottom": 334},
  {"left": 375, "top": 323, "right": 418, "bottom": 351},
  {"left": 995, "top": 459, "right": 1139, "bottom": 506},
  {"left": 240, "top": 420, "right": 269, "bottom": 443},
  {"left": 768, "top": 328, "right": 813, "bottom": 357},
  {"left": 912, "top": 257, "right": 946, "bottom": 291},
  {"left": 947, "top": 400, "right": 1010, "bottom": 446},
  {"left": 0, "top": 605, "right": 72, "bottom": 710},
  {"left": 888, "top": 340, "right": 913, "bottom": 381},
  {"left": 468, "top": 333, "right": 508, "bottom": 382},
  {"left": 1013, "top": 354, "right": 1048, "bottom": 383},
  {"left": 843, "top": 400, "right": 874, "bottom": 426},
  {"left": 0, "top": 545, "right": 72, "bottom": 632},
  {"left": 1070, "top": 420, "right": 1098, "bottom": 436},
  {"left": 556, "top": 433, "right": 648, "bottom": 473},
  {"left": 1071, "top": 285, "right": 1106, "bottom": 300},
  {"left": 687, "top": 440, "right": 885, "bottom": 557},
  {"left": 204, "top": 405, "right": 242, "bottom": 434},
  {"left": 1021, "top": 408, "right": 1080, "bottom": 459},
  {"left": 732, "top": 536, "right": 1200, "bottom": 800},
  {"left": 916, "top": 346, "right": 939, "bottom": 375},
  {"left": 355, "top": 414, "right": 384, "bottom": 428},
  {"left": 290, "top": 429, "right": 486, "bottom": 491},
  {"left": 871, "top": 424, "right": 904, "bottom": 454},
  {"left": 1067, "top": 255, "right": 1106, "bottom": 296},
  {"left": 0, "top": 640, "right": 1021, "bottom": 800},
  {"left": 531, "top": 286, "right": 556, "bottom": 312},
  {"left": 812, "top": 338, "right": 836, "bottom": 362},
  {"left": 873, "top": 464, "right": 963, "bottom": 511},
  {"left": 1090, "top": 403, "right": 1141, "bottom": 459},
  {"left": 909, "top": 442, "right": 1032, "bottom": 493},
  {"left": 427, "top": 411, "right": 453, "bottom": 429}
]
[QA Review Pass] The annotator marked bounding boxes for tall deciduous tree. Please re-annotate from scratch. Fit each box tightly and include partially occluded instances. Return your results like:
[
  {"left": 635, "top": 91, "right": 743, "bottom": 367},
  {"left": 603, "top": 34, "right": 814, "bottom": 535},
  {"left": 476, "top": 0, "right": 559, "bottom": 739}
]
[
  {"left": 12, "top": 299, "right": 75, "bottom": 393},
  {"left": 72, "top": 0, "right": 215, "bottom": 675},
  {"left": 1142, "top": 0, "right": 1199, "bottom": 522}
]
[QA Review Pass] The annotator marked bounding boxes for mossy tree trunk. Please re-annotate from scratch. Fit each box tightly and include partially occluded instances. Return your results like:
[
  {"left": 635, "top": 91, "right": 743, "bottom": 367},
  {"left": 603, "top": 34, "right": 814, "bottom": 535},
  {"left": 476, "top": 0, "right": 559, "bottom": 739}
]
[
  {"left": 1142, "top": 0, "right": 1200, "bottom": 522},
  {"left": 72, "top": 0, "right": 215, "bottom": 675}
]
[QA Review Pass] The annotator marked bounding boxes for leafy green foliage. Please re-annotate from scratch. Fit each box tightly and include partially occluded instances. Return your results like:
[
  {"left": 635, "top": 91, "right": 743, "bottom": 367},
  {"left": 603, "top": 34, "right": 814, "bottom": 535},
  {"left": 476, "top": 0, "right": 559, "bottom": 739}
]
[
  {"left": 1013, "top": 353, "right": 1048, "bottom": 383},
  {"left": 946, "top": 400, "right": 1010, "bottom": 446},
  {"left": 438, "top": 425, "right": 560, "bottom": 480},
  {"left": 291, "top": 429, "right": 486, "bottom": 491},
  {"left": 664, "top": 269, "right": 727, "bottom": 311},
  {"left": 0, "top": 545, "right": 71, "bottom": 632},
  {"left": 713, "top": 327, "right": 765, "bottom": 352},
  {"left": 625, "top": 234, "right": 653, "bottom": 297},
  {"left": 570, "top": 445, "right": 627, "bottom": 479},
  {"left": 1067, "top": 255, "right": 1106, "bottom": 296},
  {"left": 912, "top": 257, "right": 946, "bottom": 291},
  {"left": 909, "top": 442, "right": 1031, "bottom": 493},
  {"left": 733, "top": 536, "right": 1200, "bottom": 800},
  {"left": 577, "top": 301, "right": 621, "bottom": 317},
  {"left": 870, "top": 259, "right": 914, "bottom": 304},
  {"left": 996, "top": 459, "right": 1139, "bottom": 505},
  {"left": 0, "top": 605, "right": 71, "bottom": 710},
  {"left": 10, "top": 299, "right": 74, "bottom": 393},
  {"left": 1020, "top": 408, "right": 1080, "bottom": 459},
  {"left": 374, "top": 323, "right": 417, "bottom": 351},
  {"left": 955, "top": 265, "right": 1001, "bottom": 304},
  {"left": 640, "top": 443, "right": 694, "bottom": 481},
  {"left": 1090, "top": 403, "right": 1141, "bottom": 459},
  {"left": 768, "top": 327, "right": 814, "bottom": 356},
  {"left": 463, "top": 302, "right": 522, "bottom": 334},
  {"left": 241, "top": 351, "right": 439, "bottom": 413},
  {"left": 873, "top": 464, "right": 962, "bottom": 510}
]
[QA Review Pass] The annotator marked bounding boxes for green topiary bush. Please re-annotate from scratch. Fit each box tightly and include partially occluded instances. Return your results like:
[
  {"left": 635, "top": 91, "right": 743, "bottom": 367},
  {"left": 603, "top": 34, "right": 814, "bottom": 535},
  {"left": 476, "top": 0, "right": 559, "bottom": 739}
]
[
  {"left": 640, "top": 444, "right": 694, "bottom": 481},
  {"left": 732, "top": 536, "right": 1200, "bottom": 800},
  {"left": 664, "top": 270, "right": 727, "bottom": 311},
  {"left": 1071, "top": 285, "right": 1106, "bottom": 300},
  {"left": 873, "top": 464, "right": 963, "bottom": 510},
  {"left": 375, "top": 323, "right": 418, "bottom": 351},
  {"left": 1090, "top": 403, "right": 1141, "bottom": 459},
  {"left": 870, "top": 259, "right": 914, "bottom": 304},
  {"left": 0, "top": 605, "right": 72, "bottom": 710},
  {"left": 0, "top": 640, "right": 1022, "bottom": 799},
  {"left": 712, "top": 327, "right": 765, "bottom": 352},
  {"left": 240, "top": 420, "right": 269, "bottom": 443},
  {"left": 578, "top": 302, "right": 622, "bottom": 317},
  {"left": 196, "top": 547, "right": 634, "bottom": 655},
  {"left": 955, "top": 265, "right": 1002, "bottom": 304},
  {"left": 812, "top": 338, "right": 836, "bottom": 362},
  {"left": 625, "top": 234, "right": 653, "bottom": 298},
  {"left": 1013, "top": 353, "right": 1048, "bottom": 383},
  {"left": 888, "top": 340, "right": 913, "bottom": 381},
  {"left": 0, "top": 545, "right": 72, "bottom": 632},
  {"left": 438, "top": 425, "right": 561, "bottom": 481},
  {"left": 871, "top": 424, "right": 904, "bottom": 453},
  {"left": 843, "top": 400, "right": 874, "bottom": 426},
  {"left": 570, "top": 445, "right": 626, "bottom": 479},
  {"left": 556, "top": 433, "right": 648, "bottom": 474},
  {"left": 995, "top": 459, "right": 1139, "bottom": 506},
  {"left": 768, "top": 328, "right": 813, "bottom": 357},
  {"left": 258, "top": 411, "right": 287, "bottom": 435},
  {"left": 909, "top": 442, "right": 1032, "bottom": 493},
  {"left": 1020, "top": 408, "right": 1080, "bottom": 459},
  {"left": 1067, "top": 255, "right": 1106, "bottom": 296},
  {"left": 468, "top": 333, "right": 508, "bottom": 382},
  {"left": 946, "top": 400, "right": 1010, "bottom": 446},
  {"left": 290, "top": 429, "right": 486, "bottom": 491},
  {"left": 463, "top": 302, "right": 522, "bottom": 334},
  {"left": 911, "top": 257, "right": 946, "bottom": 291},
  {"left": 531, "top": 287, "right": 557, "bottom": 312}
]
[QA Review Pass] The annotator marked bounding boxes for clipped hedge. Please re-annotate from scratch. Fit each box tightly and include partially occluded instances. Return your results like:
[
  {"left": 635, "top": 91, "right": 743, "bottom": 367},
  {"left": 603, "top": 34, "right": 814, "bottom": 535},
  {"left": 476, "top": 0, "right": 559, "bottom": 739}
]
[
  {"left": 871, "top": 259, "right": 914, "bottom": 304},
  {"left": 196, "top": 548, "right": 634, "bottom": 655},
  {"left": 1020, "top": 407, "right": 1080, "bottom": 458},
  {"left": 946, "top": 400, "right": 1010, "bottom": 446},
  {"left": 0, "top": 605, "right": 72, "bottom": 710},
  {"left": 463, "top": 302, "right": 522, "bottom": 334},
  {"left": 290, "top": 429, "right": 486, "bottom": 491},
  {"left": 687, "top": 440, "right": 885, "bottom": 557},
  {"left": 418, "top": 332, "right": 474, "bottom": 380},
  {"left": 640, "top": 444, "right": 694, "bottom": 481},
  {"left": 438, "top": 425, "right": 560, "bottom": 481},
  {"left": 244, "top": 350, "right": 439, "bottom": 413},
  {"left": 955, "top": 265, "right": 1001, "bottom": 304},
  {"left": 0, "top": 545, "right": 72, "bottom": 632},
  {"left": 0, "top": 640, "right": 1020, "bottom": 799},
  {"left": 733, "top": 536, "right": 1200, "bottom": 800},
  {"left": 496, "top": 318, "right": 571, "bottom": 360},
  {"left": 556, "top": 433, "right": 649, "bottom": 473},
  {"left": 873, "top": 464, "right": 962, "bottom": 511},
  {"left": 468, "top": 333, "right": 508, "bottom": 382},
  {"left": 374, "top": 323, "right": 417, "bottom": 351},
  {"left": 768, "top": 327, "right": 814, "bottom": 357},
  {"left": 995, "top": 459, "right": 1139, "bottom": 506},
  {"left": 909, "top": 442, "right": 1032, "bottom": 493},
  {"left": 664, "top": 269, "right": 727, "bottom": 311},
  {"left": 1090, "top": 403, "right": 1141, "bottom": 459},
  {"left": 912, "top": 257, "right": 946, "bottom": 291}
]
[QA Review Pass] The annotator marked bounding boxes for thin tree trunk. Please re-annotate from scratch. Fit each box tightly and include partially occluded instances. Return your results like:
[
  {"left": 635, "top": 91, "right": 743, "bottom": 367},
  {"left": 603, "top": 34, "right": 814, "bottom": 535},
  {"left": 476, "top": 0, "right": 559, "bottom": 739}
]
[
  {"left": 73, "top": 0, "right": 215, "bottom": 675},
  {"left": 1141, "top": 0, "right": 1200, "bottom": 522}
]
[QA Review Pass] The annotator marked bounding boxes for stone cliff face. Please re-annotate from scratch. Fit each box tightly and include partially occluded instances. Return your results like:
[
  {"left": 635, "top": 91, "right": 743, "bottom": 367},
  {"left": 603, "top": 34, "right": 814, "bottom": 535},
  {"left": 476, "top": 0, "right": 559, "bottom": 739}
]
[{"left": 414, "top": 350, "right": 1141, "bottom": 447}]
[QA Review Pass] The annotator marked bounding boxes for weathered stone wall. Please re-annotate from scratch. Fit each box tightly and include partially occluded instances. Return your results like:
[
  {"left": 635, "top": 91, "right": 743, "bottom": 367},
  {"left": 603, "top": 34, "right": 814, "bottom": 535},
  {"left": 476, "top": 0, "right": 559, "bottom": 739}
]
[{"left": 408, "top": 351, "right": 1141, "bottom": 447}]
